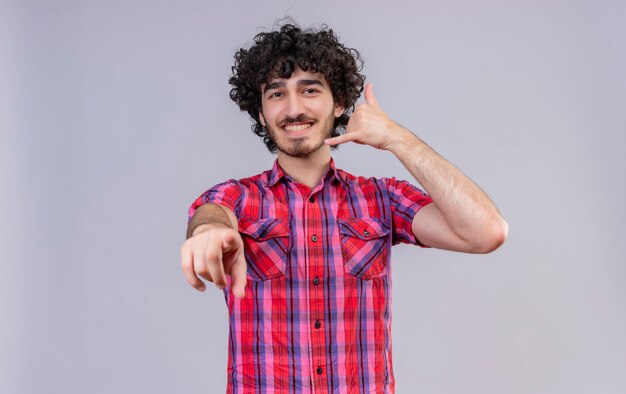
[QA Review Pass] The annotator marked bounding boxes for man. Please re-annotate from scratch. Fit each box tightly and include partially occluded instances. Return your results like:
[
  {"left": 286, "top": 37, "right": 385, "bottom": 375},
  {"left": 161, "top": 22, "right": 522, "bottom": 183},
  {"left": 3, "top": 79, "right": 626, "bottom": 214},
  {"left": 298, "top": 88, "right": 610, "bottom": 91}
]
[{"left": 181, "top": 23, "right": 507, "bottom": 393}]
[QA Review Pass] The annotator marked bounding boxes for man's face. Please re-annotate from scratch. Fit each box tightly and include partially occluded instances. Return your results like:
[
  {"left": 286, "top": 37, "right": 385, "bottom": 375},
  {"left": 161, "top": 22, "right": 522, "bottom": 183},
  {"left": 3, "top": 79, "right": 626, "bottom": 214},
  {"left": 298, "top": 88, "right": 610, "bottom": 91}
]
[{"left": 259, "top": 68, "right": 344, "bottom": 158}]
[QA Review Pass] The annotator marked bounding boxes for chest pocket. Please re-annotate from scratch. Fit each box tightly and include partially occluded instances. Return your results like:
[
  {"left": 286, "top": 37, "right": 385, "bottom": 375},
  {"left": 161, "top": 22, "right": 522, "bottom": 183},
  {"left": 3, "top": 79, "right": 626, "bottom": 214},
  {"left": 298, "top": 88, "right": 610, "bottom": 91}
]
[
  {"left": 338, "top": 217, "right": 391, "bottom": 280},
  {"left": 238, "top": 218, "right": 289, "bottom": 281}
]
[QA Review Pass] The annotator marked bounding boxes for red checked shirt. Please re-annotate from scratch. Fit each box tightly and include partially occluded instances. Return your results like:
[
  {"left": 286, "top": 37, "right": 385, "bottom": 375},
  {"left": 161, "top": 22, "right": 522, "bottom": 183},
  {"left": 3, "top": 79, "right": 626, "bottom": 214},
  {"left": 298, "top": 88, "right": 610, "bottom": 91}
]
[{"left": 189, "top": 159, "right": 432, "bottom": 394}]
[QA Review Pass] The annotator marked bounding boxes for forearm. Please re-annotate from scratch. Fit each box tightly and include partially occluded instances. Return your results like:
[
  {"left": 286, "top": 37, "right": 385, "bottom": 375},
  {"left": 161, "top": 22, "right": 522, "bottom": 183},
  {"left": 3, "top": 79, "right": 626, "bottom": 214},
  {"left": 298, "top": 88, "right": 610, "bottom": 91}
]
[
  {"left": 186, "top": 203, "right": 237, "bottom": 239},
  {"left": 387, "top": 126, "right": 507, "bottom": 247}
]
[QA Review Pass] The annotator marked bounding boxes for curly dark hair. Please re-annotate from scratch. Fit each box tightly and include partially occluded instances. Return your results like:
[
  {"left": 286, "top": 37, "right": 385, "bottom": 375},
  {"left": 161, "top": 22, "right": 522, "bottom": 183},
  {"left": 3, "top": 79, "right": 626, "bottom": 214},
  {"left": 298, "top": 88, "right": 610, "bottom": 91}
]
[{"left": 229, "top": 23, "right": 366, "bottom": 153}]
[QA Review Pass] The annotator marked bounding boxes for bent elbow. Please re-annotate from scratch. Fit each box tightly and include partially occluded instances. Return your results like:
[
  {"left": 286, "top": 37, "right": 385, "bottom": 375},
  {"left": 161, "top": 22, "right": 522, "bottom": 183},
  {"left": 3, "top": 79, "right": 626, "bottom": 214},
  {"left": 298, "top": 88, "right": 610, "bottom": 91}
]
[{"left": 474, "top": 217, "right": 509, "bottom": 254}]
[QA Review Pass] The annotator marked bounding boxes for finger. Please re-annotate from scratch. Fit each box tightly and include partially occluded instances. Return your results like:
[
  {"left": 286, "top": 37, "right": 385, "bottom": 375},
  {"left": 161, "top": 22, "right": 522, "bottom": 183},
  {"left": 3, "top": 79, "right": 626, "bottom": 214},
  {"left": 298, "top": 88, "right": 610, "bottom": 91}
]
[
  {"left": 193, "top": 247, "right": 213, "bottom": 283},
  {"left": 364, "top": 83, "right": 379, "bottom": 107},
  {"left": 180, "top": 242, "right": 205, "bottom": 291},
  {"left": 230, "top": 250, "right": 247, "bottom": 299},
  {"left": 205, "top": 238, "right": 227, "bottom": 289},
  {"left": 324, "top": 132, "right": 359, "bottom": 146}
]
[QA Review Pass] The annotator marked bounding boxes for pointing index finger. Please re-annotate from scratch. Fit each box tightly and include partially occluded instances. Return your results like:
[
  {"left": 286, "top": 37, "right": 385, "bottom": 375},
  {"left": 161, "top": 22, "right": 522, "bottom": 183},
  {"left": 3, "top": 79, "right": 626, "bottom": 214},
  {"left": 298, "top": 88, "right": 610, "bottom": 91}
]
[{"left": 230, "top": 249, "right": 247, "bottom": 299}]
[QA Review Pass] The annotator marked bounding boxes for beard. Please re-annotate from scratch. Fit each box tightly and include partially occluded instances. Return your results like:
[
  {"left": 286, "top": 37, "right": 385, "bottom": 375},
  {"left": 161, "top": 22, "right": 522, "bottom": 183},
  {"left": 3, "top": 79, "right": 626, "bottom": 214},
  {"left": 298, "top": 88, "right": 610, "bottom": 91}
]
[{"left": 265, "top": 110, "right": 335, "bottom": 158}]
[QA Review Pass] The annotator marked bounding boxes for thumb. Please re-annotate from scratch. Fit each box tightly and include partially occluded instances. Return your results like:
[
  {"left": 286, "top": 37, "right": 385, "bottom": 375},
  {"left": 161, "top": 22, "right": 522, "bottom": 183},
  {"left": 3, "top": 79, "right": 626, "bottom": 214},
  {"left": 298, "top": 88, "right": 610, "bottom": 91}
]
[{"left": 364, "top": 83, "right": 379, "bottom": 107}]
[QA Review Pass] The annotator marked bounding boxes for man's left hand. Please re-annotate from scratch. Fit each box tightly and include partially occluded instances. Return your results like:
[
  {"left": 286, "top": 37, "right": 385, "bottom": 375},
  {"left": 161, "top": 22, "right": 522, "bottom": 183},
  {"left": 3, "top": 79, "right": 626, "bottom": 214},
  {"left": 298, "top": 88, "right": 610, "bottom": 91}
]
[{"left": 324, "top": 83, "right": 409, "bottom": 150}]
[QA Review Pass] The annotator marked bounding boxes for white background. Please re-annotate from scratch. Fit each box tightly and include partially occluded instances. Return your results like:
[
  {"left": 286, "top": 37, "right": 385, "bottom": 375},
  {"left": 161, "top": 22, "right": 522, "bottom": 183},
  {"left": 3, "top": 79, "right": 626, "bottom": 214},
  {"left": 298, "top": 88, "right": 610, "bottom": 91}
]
[{"left": 1, "top": 0, "right": 625, "bottom": 393}]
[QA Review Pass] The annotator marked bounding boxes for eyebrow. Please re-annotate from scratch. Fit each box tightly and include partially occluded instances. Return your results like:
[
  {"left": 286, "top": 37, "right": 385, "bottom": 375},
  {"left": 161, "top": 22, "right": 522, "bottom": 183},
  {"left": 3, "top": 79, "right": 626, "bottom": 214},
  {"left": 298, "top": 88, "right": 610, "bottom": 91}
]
[
  {"left": 263, "top": 81, "right": 285, "bottom": 92},
  {"left": 298, "top": 79, "right": 324, "bottom": 88},
  {"left": 263, "top": 78, "right": 325, "bottom": 93}
]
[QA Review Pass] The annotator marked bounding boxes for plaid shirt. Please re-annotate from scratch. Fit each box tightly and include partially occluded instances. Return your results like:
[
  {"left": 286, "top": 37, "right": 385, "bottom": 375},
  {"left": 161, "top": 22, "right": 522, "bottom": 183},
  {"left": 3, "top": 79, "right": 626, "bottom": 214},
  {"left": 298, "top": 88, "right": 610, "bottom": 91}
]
[{"left": 189, "top": 159, "right": 432, "bottom": 393}]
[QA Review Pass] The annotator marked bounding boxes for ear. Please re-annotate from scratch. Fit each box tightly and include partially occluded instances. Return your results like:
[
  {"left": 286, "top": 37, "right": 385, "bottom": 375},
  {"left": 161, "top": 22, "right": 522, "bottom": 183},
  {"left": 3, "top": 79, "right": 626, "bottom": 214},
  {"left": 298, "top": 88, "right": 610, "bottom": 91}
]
[
  {"left": 334, "top": 104, "right": 345, "bottom": 118},
  {"left": 259, "top": 112, "right": 266, "bottom": 126}
]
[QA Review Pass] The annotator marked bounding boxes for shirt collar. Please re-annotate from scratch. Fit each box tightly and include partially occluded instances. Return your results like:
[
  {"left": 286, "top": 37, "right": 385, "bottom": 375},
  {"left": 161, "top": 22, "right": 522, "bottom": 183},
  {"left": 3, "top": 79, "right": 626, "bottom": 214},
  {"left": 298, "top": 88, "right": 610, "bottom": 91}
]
[{"left": 267, "top": 158, "right": 347, "bottom": 188}]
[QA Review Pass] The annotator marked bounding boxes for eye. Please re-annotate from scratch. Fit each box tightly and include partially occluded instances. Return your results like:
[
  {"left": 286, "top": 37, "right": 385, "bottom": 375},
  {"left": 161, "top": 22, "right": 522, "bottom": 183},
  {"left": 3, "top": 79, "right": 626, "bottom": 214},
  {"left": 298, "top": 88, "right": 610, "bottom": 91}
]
[
  {"left": 267, "top": 91, "right": 283, "bottom": 99},
  {"left": 303, "top": 88, "right": 319, "bottom": 94}
]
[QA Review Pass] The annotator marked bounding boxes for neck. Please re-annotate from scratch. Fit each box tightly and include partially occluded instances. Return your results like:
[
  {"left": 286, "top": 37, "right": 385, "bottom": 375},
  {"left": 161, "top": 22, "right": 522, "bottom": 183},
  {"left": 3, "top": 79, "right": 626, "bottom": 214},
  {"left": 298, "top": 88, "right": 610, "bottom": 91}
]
[{"left": 277, "top": 146, "right": 331, "bottom": 189}]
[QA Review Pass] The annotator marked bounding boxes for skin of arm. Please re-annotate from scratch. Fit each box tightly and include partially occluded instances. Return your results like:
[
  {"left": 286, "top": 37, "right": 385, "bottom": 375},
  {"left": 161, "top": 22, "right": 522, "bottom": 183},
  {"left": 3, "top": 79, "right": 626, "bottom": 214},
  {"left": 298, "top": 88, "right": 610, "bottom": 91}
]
[
  {"left": 325, "top": 83, "right": 508, "bottom": 253},
  {"left": 181, "top": 203, "right": 247, "bottom": 297},
  {"left": 186, "top": 202, "right": 238, "bottom": 238}
]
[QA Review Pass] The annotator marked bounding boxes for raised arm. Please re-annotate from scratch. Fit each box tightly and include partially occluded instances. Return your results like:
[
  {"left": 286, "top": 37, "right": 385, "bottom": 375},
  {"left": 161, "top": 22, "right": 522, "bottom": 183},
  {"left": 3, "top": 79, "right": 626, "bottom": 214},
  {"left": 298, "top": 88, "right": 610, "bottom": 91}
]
[
  {"left": 180, "top": 203, "right": 247, "bottom": 297},
  {"left": 325, "top": 83, "right": 508, "bottom": 253},
  {"left": 389, "top": 132, "right": 507, "bottom": 253}
]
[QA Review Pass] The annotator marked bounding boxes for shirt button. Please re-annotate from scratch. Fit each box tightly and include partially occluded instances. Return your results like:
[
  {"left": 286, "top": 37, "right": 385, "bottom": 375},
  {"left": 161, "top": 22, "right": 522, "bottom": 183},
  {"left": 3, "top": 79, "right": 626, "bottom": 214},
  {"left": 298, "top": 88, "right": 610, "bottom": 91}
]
[
  {"left": 313, "top": 277, "right": 320, "bottom": 285},
  {"left": 311, "top": 235, "right": 318, "bottom": 242},
  {"left": 317, "top": 366, "right": 323, "bottom": 375},
  {"left": 363, "top": 230, "right": 370, "bottom": 237},
  {"left": 309, "top": 196, "right": 315, "bottom": 203},
  {"left": 315, "top": 320, "right": 321, "bottom": 329}
]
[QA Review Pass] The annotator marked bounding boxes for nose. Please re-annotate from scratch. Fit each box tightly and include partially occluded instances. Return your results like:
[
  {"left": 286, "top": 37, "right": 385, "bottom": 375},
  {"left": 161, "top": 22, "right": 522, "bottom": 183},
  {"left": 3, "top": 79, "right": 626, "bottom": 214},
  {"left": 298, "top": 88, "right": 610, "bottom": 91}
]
[{"left": 285, "top": 94, "right": 305, "bottom": 118}]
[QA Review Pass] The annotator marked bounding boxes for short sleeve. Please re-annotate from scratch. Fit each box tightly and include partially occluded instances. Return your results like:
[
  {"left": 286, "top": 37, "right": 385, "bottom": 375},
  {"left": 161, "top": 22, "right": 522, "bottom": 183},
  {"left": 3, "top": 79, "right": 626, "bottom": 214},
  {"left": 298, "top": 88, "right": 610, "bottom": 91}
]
[
  {"left": 385, "top": 177, "right": 433, "bottom": 246},
  {"left": 188, "top": 179, "right": 242, "bottom": 221}
]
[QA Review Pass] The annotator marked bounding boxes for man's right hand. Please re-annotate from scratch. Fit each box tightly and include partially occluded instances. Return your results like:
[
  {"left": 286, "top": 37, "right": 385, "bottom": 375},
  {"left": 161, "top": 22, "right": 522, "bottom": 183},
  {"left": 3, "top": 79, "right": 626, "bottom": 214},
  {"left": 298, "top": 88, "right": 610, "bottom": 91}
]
[{"left": 180, "top": 224, "right": 247, "bottom": 299}]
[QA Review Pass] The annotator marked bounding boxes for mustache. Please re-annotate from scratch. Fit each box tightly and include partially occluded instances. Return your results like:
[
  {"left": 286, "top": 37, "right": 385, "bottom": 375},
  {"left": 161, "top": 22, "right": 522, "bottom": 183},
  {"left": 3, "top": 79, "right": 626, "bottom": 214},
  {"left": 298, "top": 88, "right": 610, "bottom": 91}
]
[{"left": 278, "top": 114, "right": 316, "bottom": 127}]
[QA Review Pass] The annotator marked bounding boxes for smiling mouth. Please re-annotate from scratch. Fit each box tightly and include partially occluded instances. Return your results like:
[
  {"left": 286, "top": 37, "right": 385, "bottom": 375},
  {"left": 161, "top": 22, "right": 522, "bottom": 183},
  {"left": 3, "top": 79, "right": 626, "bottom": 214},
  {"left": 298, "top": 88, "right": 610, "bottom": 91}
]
[{"left": 282, "top": 122, "right": 314, "bottom": 134}]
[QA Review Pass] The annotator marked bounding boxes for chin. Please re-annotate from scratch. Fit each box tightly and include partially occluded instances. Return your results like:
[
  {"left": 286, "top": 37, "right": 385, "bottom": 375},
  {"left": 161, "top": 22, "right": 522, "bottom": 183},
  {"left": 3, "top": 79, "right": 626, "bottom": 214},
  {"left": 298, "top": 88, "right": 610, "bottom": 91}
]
[{"left": 277, "top": 139, "right": 326, "bottom": 158}]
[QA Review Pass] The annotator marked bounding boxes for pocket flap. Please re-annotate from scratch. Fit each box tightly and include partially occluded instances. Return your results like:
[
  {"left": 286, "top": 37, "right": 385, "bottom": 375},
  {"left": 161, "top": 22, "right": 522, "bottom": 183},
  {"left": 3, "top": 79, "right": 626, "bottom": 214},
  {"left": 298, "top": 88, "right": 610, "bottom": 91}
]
[
  {"left": 238, "top": 218, "right": 290, "bottom": 241},
  {"left": 338, "top": 217, "right": 390, "bottom": 240}
]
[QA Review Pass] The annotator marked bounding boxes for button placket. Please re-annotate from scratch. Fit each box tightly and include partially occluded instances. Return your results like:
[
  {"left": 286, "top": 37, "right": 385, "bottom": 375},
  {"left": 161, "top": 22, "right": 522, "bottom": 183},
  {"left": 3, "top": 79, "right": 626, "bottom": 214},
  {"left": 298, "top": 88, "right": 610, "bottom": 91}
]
[{"left": 304, "top": 188, "right": 326, "bottom": 386}]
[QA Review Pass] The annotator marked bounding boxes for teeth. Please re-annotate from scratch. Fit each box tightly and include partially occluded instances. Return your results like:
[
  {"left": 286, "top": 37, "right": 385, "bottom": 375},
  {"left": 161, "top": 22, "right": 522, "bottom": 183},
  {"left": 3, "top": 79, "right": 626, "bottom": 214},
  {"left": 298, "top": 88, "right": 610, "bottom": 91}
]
[{"left": 284, "top": 123, "right": 312, "bottom": 132}]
